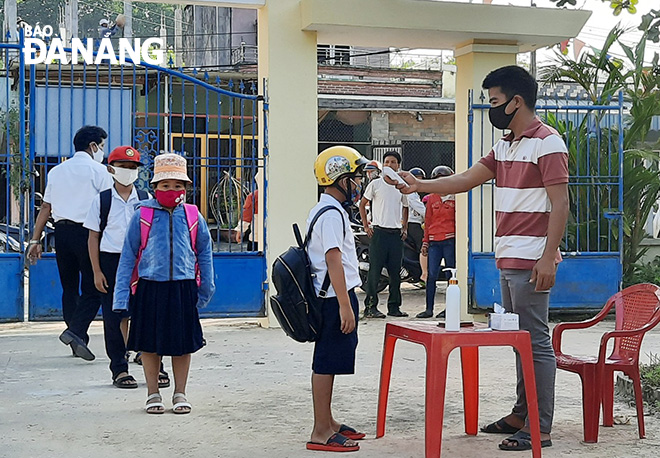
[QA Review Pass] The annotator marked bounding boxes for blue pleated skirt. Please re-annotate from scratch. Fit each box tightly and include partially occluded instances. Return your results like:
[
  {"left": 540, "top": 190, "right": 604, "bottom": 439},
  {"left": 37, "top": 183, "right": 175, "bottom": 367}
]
[{"left": 127, "top": 279, "right": 205, "bottom": 356}]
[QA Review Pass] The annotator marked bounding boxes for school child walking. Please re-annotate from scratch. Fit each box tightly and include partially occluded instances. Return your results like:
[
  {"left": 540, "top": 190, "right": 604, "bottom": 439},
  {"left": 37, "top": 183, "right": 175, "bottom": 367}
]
[
  {"left": 306, "top": 146, "right": 369, "bottom": 452},
  {"left": 113, "top": 153, "right": 215, "bottom": 414},
  {"left": 84, "top": 146, "right": 151, "bottom": 388}
]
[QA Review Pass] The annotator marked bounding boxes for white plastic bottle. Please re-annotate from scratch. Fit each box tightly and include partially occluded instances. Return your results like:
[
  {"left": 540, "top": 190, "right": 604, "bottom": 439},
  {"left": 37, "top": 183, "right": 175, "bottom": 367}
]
[{"left": 444, "top": 268, "right": 461, "bottom": 331}]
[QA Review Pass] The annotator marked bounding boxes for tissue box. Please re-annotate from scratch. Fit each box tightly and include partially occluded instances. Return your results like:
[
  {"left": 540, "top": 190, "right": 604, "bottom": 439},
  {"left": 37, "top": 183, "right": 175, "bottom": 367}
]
[{"left": 489, "top": 313, "right": 519, "bottom": 330}]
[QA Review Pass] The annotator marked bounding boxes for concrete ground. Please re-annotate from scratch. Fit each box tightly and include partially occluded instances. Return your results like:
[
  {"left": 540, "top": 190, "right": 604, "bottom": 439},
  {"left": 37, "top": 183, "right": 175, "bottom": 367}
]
[{"left": 1, "top": 286, "right": 659, "bottom": 458}]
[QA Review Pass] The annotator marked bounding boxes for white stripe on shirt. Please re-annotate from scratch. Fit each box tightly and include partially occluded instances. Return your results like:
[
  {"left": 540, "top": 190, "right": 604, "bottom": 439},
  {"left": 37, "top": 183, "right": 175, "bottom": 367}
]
[
  {"left": 494, "top": 235, "right": 547, "bottom": 260},
  {"left": 495, "top": 187, "right": 551, "bottom": 214}
]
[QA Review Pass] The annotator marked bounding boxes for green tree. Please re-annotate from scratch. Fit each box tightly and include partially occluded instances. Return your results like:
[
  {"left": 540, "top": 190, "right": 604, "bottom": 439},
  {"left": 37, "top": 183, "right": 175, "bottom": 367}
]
[
  {"left": 550, "top": 0, "right": 642, "bottom": 16},
  {"left": 15, "top": 0, "right": 176, "bottom": 41},
  {"left": 540, "top": 17, "right": 660, "bottom": 285}
]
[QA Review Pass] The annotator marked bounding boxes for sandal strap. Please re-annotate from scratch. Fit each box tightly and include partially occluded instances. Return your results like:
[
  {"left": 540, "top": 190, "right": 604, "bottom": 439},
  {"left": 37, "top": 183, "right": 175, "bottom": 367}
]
[
  {"left": 172, "top": 392, "right": 191, "bottom": 410},
  {"left": 146, "top": 393, "right": 162, "bottom": 402}
]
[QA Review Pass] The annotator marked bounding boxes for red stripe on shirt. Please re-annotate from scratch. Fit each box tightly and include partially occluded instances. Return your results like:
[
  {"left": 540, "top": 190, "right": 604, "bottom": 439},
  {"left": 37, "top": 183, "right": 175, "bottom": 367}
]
[
  {"left": 496, "top": 258, "right": 538, "bottom": 270},
  {"left": 495, "top": 212, "right": 550, "bottom": 237}
]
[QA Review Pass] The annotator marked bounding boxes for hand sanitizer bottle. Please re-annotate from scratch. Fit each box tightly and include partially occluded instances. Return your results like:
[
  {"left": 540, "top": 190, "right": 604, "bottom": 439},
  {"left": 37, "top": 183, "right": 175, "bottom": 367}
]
[{"left": 444, "top": 268, "right": 460, "bottom": 331}]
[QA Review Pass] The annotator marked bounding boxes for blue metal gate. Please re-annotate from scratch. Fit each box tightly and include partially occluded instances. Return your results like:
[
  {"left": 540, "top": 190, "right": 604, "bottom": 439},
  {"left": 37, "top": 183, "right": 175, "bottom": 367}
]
[
  {"left": 0, "top": 40, "right": 27, "bottom": 322},
  {"left": 468, "top": 90, "right": 624, "bottom": 311},
  {"left": 0, "top": 34, "right": 267, "bottom": 320}
]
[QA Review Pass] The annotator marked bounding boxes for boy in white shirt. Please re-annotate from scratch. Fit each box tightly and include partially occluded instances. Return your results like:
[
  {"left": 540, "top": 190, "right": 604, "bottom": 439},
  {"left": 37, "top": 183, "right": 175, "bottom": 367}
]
[
  {"left": 306, "top": 146, "right": 368, "bottom": 452},
  {"left": 84, "top": 146, "right": 150, "bottom": 388}
]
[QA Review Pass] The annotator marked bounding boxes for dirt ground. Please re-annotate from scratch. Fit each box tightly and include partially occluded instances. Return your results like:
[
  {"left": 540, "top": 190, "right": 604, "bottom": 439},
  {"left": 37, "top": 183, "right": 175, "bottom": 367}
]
[{"left": 1, "top": 286, "right": 659, "bottom": 458}]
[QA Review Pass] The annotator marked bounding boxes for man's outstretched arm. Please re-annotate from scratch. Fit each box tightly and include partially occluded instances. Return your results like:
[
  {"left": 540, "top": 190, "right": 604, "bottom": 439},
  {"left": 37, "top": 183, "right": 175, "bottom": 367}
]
[{"left": 390, "top": 163, "right": 495, "bottom": 196}]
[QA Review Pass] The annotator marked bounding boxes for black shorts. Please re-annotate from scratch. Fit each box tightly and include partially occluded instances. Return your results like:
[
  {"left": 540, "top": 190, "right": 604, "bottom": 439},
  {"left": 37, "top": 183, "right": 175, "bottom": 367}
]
[{"left": 312, "top": 290, "right": 359, "bottom": 375}]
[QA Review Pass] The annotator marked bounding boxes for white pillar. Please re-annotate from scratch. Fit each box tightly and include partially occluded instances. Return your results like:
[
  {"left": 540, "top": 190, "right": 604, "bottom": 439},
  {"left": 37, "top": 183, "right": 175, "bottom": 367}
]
[
  {"left": 123, "top": 0, "right": 133, "bottom": 39},
  {"left": 174, "top": 6, "right": 183, "bottom": 67},
  {"left": 4, "top": 0, "right": 17, "bottom": 42},
  {"left": 258, "top": 0, "right": 318, "bottom": 325},
  {"left": 454, "top": 42, "right": 517, "bottom": 319}
]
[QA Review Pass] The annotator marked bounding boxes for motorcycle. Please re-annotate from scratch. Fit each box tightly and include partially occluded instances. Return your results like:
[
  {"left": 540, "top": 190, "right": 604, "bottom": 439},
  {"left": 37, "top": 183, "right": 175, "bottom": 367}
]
[{"left": 353, "top": 222, "right": 423, "bottom": 293}]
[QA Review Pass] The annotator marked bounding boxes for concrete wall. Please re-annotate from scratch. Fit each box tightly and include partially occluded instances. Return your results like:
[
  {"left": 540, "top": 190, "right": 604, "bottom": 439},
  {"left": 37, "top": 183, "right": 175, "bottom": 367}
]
[{"left": 640, "top": 238, "right": 660, "bottom": 264}]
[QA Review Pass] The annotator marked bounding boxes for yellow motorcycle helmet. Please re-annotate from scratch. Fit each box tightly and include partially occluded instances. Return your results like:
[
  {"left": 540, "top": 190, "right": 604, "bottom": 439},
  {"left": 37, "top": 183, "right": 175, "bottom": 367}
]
[{"left": 314, "top": 145, "right": 369, "bottom": 186}]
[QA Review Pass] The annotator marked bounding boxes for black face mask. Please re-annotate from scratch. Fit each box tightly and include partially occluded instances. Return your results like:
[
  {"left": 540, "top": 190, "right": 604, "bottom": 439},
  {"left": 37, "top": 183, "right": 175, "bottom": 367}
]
[{"left": 489, "top": 97, "right": 518, "bottom": 130}]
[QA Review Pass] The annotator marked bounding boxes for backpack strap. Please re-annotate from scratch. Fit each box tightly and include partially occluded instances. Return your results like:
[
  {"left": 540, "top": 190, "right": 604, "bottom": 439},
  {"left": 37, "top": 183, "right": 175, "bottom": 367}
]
[
  {"left": 101, "top": 188, "right": 148, "bottom": 237},
  {"left": 99, "top": 189, "right": 112, "bottom": 235},
  {"left": 136, "top": 188, "right": 149, "bottom": 200},
  {"left": 304, "top": 205, "right": 346, "bottom": 247},
  {"left": 183, "top": 204, "right": 199, "bottom": 254},
  {"left": 183, "top": 203, "right": 201, "bottom": 288},
  {"left": 129, "top": 207, "right": 155, "bottom": 295},
  {"left": 303, "top": 205, "right": 347, "bottom": 298}
]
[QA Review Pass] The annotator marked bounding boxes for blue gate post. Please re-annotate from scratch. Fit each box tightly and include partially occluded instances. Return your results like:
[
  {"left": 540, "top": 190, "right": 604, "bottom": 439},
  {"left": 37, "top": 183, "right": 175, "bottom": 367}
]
[
  {"left": 617, "top": 90, "right": 624, "bottom": 288},
  {"left": 0, "top": 34, "right": 26, "bottom": 322},
  {"left": 466, "top": 89, "right": 474, "bottom": 306}
]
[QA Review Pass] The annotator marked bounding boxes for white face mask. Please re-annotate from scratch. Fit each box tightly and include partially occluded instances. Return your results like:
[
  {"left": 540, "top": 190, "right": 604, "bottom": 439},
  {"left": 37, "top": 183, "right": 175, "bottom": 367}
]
[
  {"left": 110, "top": 166, "right": 139, "bottom": 186},
  {"left": 93, "top": 146, "right": 105, "bottom": 163}
]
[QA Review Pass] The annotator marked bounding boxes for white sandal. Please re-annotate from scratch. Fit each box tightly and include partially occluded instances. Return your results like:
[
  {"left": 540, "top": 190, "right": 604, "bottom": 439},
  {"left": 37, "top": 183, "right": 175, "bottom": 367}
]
[
  {"left": 172, "top": 392, "right": 192, "bottom": 414},
  {"left": 145, "top": 393, "right": 165, "bottom": 414}
]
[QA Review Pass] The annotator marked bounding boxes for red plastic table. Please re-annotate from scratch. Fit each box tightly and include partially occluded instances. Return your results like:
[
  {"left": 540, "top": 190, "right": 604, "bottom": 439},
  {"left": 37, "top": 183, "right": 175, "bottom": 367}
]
[{"left": 376, "top": 321, "right": 542, "bottom": 458}]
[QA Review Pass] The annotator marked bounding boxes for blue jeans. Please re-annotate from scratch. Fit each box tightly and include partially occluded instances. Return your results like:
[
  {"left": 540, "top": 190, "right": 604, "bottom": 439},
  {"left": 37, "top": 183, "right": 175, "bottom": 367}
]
[{"left": 425, "top": 238, "right": 456, "bottom": 312}]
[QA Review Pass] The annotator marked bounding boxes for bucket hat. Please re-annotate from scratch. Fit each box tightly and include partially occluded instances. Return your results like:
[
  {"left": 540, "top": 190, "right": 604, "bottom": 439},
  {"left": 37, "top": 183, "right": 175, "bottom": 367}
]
[{"left": 151, "top": 152, "right": 191, "bottom": 183}]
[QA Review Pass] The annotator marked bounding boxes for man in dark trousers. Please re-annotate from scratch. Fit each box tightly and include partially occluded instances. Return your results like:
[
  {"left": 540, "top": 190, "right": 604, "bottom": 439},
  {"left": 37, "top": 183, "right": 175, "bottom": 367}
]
[
  {"left": 28, "top": 125, "right": 113, "bottom": 361},
  {"left": 359, "top": 150, "right": 409, "bottom": 318}
]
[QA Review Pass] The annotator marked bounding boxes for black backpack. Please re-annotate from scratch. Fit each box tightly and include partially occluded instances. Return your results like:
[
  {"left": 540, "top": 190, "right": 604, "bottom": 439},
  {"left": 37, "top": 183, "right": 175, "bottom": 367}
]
[
  {"left": 270, "top": 205, "right": 346, "bottom": 343},
  {"left": 99, "top": 187, "right": 149, "bottom": 236}
]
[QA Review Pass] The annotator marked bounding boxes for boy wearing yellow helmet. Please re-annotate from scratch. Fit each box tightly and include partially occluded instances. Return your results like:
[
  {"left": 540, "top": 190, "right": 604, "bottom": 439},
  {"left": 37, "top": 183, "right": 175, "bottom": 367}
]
[{"left": 306, "top": 146, "right": 368, "bottom": 452}]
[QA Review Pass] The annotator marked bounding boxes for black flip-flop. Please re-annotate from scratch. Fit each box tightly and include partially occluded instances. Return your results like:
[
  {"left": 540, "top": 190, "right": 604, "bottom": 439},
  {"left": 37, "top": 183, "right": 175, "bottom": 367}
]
[
  {"left": 481, "top": 418, "right": 520, "bottom": 434},
  {"left": 113, "top": 374, "right": 138, "bottom": 389},
  {"left": 498, "top": 431, "right": 552, "bottom": 451},
  {"left": 158, "top": 370, "right": 170, "bottom": 388},
  {"left": 306, "top": 433, "right": 359, "bottom": 452}
]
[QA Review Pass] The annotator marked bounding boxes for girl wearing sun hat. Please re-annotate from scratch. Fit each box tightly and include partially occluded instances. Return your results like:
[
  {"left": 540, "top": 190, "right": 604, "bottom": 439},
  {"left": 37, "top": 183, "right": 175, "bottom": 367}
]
[{"left": 113, "top": 152, "right": 215, "bottom": 414}]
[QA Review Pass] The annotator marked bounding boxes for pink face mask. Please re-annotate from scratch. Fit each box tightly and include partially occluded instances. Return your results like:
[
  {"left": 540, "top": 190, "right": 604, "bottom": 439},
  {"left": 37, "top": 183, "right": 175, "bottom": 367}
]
[{"left": 155, "top": 189, "right": 186, "bottom": 208}]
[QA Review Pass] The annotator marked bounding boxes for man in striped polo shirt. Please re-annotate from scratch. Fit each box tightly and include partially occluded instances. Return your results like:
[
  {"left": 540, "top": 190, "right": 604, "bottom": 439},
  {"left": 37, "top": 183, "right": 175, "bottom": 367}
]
[{"left": 392, "top": 66, "right": 569, "bottom": 452}]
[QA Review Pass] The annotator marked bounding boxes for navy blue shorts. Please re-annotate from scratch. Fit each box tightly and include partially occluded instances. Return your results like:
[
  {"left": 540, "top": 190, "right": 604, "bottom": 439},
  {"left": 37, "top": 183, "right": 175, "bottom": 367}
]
[{"left": 312, "top": 290, "right": 359, "bottom": 375}]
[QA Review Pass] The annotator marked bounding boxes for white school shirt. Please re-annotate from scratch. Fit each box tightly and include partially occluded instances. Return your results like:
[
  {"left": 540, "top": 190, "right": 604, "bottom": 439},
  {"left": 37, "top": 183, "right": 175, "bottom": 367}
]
[
  {"left": 407, "top": 192, "right": 426, "bottom": 225},
  {"left": 362, "top": 177, "right": 408, "bottom": 229},
  {"left": 306, "top": 194, "right": 361, "bottom": 298},
  {"left": 43, "top": 151, "right": 114, "bottom": 223},
  {"left": 84, "top": 187, "right": 150, "bottom": 253}
]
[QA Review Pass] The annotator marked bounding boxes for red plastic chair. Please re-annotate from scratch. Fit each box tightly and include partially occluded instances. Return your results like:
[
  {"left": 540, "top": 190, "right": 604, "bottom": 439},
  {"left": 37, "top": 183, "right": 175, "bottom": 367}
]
[{"left": 552, "top": 283, "right": 660, "bottom": 443}]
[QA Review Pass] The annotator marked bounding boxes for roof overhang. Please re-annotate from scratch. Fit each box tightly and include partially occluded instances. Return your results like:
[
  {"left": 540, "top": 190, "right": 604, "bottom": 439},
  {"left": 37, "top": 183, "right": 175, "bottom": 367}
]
[
  {"left": 301, "top": 0, "right": 591, "bottom": 53},
  {"left": 136, "top": 0, "right": 265, "bottom": 7}
]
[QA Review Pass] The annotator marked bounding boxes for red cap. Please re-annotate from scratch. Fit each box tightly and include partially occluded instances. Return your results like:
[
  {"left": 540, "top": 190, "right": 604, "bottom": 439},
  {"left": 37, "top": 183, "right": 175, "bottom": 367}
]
[{"left": 107, "top": 146, "right": 142, "bottom": 165}]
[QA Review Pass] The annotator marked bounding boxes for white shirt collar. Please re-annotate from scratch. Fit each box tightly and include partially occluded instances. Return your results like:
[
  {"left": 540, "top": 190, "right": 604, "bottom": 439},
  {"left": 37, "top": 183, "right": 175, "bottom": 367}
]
[
  {"left": 319, "top": 193, "right": 346, "bottom": 213},
  {"left": 73, "top": 151, "right": 94, "bottom": 160},
  {"left": 111, "top": 185, "right": 140, "bottom": 202}
]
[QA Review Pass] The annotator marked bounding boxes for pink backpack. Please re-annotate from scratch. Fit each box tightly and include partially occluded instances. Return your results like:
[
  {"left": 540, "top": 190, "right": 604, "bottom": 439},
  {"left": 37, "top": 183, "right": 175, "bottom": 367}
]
[{"left": 130, "top": 203, "right": 201, "bottom": 295}]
